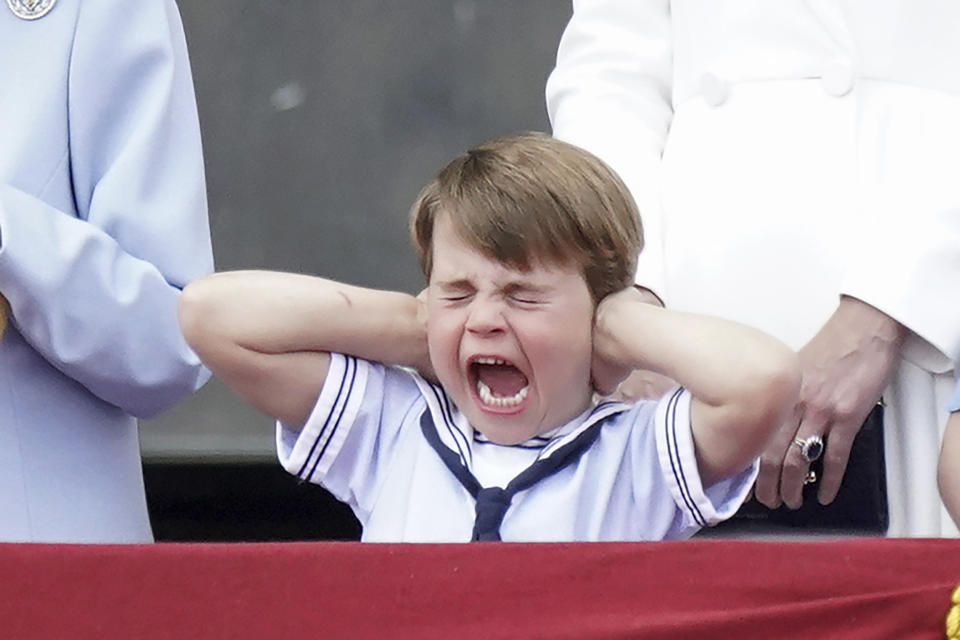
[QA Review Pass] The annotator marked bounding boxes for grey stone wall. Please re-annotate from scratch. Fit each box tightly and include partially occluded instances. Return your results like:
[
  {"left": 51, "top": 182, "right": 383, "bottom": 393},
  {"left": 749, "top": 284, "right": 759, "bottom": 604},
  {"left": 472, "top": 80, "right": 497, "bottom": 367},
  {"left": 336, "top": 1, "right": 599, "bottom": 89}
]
[{"left": 143, "top": 1, "right": 572, "bottom": 459}]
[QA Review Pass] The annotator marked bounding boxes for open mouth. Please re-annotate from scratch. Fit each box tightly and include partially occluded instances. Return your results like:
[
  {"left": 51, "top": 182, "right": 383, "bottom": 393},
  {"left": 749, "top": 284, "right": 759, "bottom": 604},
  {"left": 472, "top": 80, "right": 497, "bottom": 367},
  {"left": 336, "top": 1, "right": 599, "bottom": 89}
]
[{"left": 469, "top": 356, "right": 530, "bottom": 409}]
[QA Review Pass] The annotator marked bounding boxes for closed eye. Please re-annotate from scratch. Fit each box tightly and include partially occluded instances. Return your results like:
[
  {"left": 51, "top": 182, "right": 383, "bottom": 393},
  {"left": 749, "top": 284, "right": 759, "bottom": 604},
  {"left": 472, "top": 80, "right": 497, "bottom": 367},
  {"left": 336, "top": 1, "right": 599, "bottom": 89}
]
[
  {"left": 504, "top": 282, "right": 550, "bottom": 306},
  {"left": 433, "top": 280, "right": 474, "bottom": 303},
  {"left": 438, "top": 289, "right": 474, "bottom": 303}
]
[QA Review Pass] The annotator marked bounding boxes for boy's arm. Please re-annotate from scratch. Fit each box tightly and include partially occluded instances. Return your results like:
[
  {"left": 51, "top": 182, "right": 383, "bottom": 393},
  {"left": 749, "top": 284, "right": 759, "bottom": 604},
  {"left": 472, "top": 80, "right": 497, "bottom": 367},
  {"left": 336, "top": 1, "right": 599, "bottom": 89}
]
[
  {"left": 593, "top": 287, "right": 801, "bottom": 486},
  {"left": 179, "top": 271, "right": 429, "bottom": 429},
  {"left": 939, "top": 411, "right": 960, "bottom": 529},
  {"left": 607, "top": 287, "right": 676, "bottom": 401}
]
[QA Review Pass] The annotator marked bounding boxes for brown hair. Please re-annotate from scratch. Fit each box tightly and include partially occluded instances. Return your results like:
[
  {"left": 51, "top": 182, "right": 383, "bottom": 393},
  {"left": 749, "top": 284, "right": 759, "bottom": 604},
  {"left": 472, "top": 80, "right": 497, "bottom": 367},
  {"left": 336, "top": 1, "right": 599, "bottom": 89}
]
[{"left": 409, "top": 132, "right": 643, "bottom": 303}]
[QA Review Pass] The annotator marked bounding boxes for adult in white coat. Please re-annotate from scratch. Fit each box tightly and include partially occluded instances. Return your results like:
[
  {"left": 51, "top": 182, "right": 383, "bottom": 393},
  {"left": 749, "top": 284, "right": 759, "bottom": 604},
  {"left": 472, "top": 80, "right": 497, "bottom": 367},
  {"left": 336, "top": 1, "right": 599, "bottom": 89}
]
[
  {"left": 547, "top": 0, "right": 960, "bottom": 537},
  {"left": 0, "top": 0, "right": 213, "bottom": 542}
]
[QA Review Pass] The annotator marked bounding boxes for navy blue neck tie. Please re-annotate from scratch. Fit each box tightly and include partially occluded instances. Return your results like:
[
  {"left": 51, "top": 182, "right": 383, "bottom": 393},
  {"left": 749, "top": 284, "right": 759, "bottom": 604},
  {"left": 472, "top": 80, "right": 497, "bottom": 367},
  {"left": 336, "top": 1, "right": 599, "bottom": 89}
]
[{"left": 419, "top": 410, "right": 605, "bottom": 541}]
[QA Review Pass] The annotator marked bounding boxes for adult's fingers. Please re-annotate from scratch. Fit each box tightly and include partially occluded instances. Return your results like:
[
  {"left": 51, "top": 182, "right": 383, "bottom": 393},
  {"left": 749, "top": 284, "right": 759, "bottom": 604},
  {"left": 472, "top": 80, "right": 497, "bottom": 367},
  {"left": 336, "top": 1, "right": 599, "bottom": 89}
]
[
  {"left": 754, "top": 405, "right": 802, "bottom": 509},
  {"left": 780, "top": 413, "right": 828, "bottom": 510},
  {"left": 816, "top": 417, "right": 858, "bottom": 505}
]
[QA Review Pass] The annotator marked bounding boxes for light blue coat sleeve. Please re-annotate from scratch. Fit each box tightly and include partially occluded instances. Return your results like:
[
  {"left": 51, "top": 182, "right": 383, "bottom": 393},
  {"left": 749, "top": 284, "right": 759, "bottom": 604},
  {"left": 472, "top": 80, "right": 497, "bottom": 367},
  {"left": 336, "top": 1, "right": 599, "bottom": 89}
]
[
  {"left": 950, "top": 375, "right": 960, "bottom": 413},
  {"left": 0, "top": 0, "right": 213, "bottom": 418}
]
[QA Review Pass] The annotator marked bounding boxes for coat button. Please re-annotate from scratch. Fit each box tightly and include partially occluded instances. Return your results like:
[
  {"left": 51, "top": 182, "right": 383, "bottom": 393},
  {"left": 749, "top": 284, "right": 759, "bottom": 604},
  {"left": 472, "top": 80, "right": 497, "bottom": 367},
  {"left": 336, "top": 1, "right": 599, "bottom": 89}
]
[
  {"left": 700, "top": 72, "right": 729, "bottom": 107},
  {"left": 821, "top": 61, "right": 855, "bottom": 97}
]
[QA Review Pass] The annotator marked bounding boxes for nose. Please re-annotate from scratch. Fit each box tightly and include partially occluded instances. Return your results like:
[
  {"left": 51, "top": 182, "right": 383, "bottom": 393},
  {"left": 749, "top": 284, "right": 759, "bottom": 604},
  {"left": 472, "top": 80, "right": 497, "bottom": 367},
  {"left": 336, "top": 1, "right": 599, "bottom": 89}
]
[{"left": 465, "top": 297, "right": 506, "bottom": 336}]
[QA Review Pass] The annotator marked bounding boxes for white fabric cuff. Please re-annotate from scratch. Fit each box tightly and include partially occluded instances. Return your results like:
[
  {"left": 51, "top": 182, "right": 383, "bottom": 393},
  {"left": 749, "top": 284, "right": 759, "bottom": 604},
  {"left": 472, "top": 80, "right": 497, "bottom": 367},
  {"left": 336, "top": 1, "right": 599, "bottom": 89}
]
[
  {"left": 276, "top": 353, "right": 368, "bottom": 484},
  {"left": 655, "top": 387, "right": 758, "bottom": 528}
]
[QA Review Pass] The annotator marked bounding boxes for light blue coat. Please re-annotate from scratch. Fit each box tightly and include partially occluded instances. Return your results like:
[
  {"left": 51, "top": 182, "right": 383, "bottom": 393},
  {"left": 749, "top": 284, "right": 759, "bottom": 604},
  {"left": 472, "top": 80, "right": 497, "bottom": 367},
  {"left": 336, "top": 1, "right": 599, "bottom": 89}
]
[
  {"left": 0, "top": 0, "right": 213, "bottom": 541},
  {"left": 951, "top": 377, "right": 960, "bottom": 413}
]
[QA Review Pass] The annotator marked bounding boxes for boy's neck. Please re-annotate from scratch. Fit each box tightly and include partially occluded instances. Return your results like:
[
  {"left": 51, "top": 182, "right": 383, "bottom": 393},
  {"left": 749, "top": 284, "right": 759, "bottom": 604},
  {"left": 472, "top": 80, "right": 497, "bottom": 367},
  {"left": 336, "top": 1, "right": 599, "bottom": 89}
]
[{"left": 473, "top": 397, "right": 598, "bottom": 444}]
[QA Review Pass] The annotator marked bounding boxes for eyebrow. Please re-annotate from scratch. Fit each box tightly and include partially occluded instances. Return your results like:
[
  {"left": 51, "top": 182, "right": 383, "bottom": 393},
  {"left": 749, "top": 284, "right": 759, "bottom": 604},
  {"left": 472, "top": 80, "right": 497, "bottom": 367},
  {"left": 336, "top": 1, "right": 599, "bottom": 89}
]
[
  {"left": 433, "top": 278, "right": 552, "bottom": 295},
  {"left": 503, "top": 282, "right": 552, "bottom": 296},
  {"left": 433, "top": 279, "right": 474, "bottom": 291}
]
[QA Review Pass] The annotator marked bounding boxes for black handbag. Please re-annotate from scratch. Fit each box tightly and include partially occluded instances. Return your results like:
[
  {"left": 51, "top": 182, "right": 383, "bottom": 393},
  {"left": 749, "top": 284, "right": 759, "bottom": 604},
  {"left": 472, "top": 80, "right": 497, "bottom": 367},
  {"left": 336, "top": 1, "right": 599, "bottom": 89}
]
[{"left": 701, "top": 403, "right": 888, "bottom": 536}]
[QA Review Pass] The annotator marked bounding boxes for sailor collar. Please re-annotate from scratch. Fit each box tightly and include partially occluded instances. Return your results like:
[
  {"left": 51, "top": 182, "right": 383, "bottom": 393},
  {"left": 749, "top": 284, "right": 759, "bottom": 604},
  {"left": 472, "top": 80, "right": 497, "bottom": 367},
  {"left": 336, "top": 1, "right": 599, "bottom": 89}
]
[{"left": 411, "top": 374, "right": 630, "bottom": 473}]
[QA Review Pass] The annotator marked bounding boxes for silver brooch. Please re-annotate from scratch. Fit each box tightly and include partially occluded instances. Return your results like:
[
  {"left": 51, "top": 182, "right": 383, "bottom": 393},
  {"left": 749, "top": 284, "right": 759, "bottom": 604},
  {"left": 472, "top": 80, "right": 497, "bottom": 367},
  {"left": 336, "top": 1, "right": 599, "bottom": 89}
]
[{"left": 7, "top": 0, "right": 56, "bottom": 20}]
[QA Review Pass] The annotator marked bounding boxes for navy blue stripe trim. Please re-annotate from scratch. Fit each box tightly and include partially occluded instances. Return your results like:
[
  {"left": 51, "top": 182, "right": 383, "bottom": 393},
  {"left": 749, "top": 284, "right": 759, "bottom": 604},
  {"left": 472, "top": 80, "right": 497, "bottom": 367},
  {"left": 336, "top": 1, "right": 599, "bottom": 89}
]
[
  {"left": 539, "top": 403, "right": 628, "bottom": 459},
  {"left": 665, "top": 388, "right": 706, "bottom": 526},
  {"left": 664, "top": 388, "right": 699, "bottom": 524},
  {"left": 505, "top": 420, "right": 605, "bottom": 494},
  {"left": 426, "top": 383, "right": 472, "bottom": 467},
  {"left": 306, "top": 356, "right": 359, "bottom": 482},
  {"left": 296, "top": 355, "right": 354, "bottom": 479},
  {"left": 593, "top": 400, "right": 625, "bottom": 413},
  {"left": 419, "top": 410, "right": 482, "bottom": 496},
  {"left": 297, "top": 356, "right": 356, "bottom": 482},
  {"left": 441, "top": 387, "right": 473, "bottom": 465},
  {"left": 440, "top": 387, "right": 473, "bottom": 465},
  {"left": 671, "top": 391, "right": 706, "bottom": 526}
]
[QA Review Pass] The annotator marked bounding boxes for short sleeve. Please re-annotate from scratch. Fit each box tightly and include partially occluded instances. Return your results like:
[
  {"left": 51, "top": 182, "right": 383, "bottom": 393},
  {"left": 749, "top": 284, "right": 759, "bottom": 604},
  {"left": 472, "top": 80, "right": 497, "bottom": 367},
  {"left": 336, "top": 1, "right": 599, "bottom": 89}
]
[
  {"left": 653, "top": 387, "right": 757, "bottom": 532},
  {"left": 275, "top": 354, "right": 423, "bottom": 523}
]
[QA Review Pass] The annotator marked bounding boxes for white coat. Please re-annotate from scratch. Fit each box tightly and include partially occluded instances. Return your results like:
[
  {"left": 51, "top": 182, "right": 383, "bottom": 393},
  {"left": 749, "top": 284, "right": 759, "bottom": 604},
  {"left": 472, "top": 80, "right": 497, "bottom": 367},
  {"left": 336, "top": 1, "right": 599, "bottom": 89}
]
[
  {"left": 547, "top": 0, "right": 960, "bottom": 536},
  {"left": 0, "top": 0, "right": 213, "bottom": 541}
]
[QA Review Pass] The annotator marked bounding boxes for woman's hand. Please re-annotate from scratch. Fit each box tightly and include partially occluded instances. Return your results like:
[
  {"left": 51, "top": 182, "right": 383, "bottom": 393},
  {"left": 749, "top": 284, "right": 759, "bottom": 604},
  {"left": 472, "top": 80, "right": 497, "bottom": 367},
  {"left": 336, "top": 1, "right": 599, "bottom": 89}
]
[{"left": 754, "top": 296, "right": 905, "bottom": 509}]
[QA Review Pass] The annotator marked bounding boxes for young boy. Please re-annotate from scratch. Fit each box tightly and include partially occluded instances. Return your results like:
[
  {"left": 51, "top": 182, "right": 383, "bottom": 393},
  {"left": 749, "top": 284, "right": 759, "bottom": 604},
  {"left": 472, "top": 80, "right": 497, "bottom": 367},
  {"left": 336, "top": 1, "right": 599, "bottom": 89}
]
[
  {"left": 179, "top": 133, "right": 800, "bottom": 542},
  {"left": 939, "top": 376, "right": 960, "bottom": 528}
]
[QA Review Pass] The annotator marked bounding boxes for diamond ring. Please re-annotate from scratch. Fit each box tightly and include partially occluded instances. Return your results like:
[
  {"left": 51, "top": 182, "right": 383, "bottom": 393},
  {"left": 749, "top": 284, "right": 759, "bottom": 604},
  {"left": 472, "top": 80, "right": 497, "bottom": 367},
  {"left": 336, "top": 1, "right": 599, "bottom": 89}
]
[{"left": 793, "top": 435, "right": 824, "bottom": 463}]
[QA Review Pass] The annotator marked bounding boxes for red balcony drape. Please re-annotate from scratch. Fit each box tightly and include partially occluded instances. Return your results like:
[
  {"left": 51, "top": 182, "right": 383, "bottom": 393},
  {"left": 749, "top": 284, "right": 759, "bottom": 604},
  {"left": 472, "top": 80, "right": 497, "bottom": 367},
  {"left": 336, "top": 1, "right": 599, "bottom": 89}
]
[{"left": 2, "top": 538, "right": 958, "bottom": 639}]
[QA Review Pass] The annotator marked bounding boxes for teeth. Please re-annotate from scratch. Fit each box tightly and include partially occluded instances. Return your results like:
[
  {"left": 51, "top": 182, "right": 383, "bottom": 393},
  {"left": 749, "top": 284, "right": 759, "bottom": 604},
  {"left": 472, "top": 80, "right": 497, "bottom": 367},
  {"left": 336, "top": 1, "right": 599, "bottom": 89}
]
[
  {"left": 475, "top": 356, "right": 508, "bottom": 365},
  {"left": 476, "top": 379, "right": 529, "bottom": 407}
]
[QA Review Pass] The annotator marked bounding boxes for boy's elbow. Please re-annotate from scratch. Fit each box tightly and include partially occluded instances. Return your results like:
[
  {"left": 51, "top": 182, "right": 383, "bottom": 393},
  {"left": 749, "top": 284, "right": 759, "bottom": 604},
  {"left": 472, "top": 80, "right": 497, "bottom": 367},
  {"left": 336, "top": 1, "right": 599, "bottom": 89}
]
[
  {"left": 750, "top": 347, "right": 802, "bottom": 434},
  {"left": 178, "top": 278, "right": 210, "bottom": 349},
  {"left": 178, "top": 275, "right": 231, "bottom": 355},
  {"left": 723, "top": 346, "right": 800, "bottom": 445},
  {"left": 767, "top": 348, "right": 802, "bottom": 406}
]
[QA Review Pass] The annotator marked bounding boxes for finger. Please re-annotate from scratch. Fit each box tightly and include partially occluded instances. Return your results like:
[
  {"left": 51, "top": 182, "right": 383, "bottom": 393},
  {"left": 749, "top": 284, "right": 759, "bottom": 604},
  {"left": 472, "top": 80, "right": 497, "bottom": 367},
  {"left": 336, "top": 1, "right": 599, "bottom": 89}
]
[
  {"left": 780, "top": 415, "right": 826, "bottom": 510},
  {"left": 817, "top": 419, "right": 858, "bottom": 505},
  {"left": 590, "top": 362, "right": 627, "bottom": 398},
  {"left": 590, "top": 374, "right": 617, "bottom": 398},
  {"left": 755, "top": 406, "right": 801, "bottom": 509},
  {"left": 754, "top": 453, "right": 782, "bottom": 509}
]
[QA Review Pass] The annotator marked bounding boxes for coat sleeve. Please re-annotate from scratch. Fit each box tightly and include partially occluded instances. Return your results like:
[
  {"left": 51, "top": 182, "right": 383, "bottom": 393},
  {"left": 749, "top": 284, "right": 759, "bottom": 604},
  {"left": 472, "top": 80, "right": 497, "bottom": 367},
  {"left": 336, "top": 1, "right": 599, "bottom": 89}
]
[
  {"left": 546, "top": 0, "right": 673, "bottom": 298},
  {"left": 839, "top": 84, "right": 960, "bottom": 373},
  {"left": 0, "top": 0, "right": 213, "bottom": 418}
]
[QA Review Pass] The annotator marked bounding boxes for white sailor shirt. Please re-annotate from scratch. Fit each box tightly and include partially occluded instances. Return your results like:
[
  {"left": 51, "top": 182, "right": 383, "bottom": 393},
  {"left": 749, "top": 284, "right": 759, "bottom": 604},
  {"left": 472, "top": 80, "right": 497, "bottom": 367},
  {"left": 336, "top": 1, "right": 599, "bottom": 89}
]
[{"left": 277, "top": 353, "right": 757, "bottom": 542}]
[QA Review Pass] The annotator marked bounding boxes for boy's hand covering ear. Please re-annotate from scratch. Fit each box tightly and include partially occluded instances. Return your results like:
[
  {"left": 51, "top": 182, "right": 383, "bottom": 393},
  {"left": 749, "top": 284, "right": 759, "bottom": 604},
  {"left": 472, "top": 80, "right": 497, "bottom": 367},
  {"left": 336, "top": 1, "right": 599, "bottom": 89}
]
[
  {"left": 591, "top": 286, "right": 676, "bottom": 400},
  {"left": 415, "top": 288, "right": 438, "bottom": 383},
  {"left": 591, "top": 288, "right": 640, "bottom": 395}
]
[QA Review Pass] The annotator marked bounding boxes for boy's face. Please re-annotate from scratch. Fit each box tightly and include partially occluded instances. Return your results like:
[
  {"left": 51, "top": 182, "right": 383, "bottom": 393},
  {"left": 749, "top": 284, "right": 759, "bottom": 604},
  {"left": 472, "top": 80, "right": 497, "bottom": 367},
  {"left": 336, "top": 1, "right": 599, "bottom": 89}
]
[{"left": 426, "top": 215, "right": 595, "bottom": 445}]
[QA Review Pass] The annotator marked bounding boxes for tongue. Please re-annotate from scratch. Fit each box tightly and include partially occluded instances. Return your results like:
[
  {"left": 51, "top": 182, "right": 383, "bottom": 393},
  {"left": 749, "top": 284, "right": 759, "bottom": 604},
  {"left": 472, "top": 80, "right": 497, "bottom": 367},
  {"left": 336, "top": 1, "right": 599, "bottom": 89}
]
[{"left": 476, "top": 364, "right": 528, "bottom": 397}]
